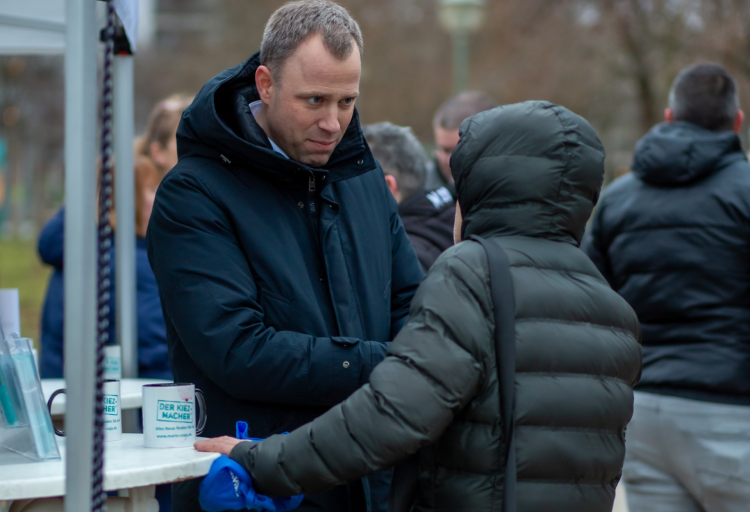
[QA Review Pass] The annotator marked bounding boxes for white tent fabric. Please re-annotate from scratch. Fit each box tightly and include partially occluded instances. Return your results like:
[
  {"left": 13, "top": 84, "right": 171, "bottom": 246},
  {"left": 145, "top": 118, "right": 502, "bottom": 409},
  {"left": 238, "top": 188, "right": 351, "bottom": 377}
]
[
  {"left": 0, "top": 0, "right": 139, "bottom": 54},
  {"left": 0, "top": 0, "right": 65, "bottom": 55},
  {"left": 113, "top": 0, "right": 139, "bottom": 51}
]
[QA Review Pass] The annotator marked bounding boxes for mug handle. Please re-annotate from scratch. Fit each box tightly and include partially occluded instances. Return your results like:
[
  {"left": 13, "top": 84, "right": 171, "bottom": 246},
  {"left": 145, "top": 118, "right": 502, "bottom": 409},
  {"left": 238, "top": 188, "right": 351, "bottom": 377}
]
[
  {"left": 195, "top": 389, "right": 207, "bottom": 436},
  {"left": 46, "top": 389, "right": 66, "bottom": 436}
]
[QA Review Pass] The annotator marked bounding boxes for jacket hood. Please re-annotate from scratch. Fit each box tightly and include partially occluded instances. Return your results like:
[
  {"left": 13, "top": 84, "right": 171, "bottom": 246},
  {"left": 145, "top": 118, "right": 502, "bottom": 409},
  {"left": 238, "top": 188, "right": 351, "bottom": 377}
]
[
  {"left": 451, "top": 101, "right": 604, "bottom": 245},
  {"left": 176, "top": 52, "right": 375, "bottom": 185},
  {"left": 631, "top": 121, "right": 744, "bottom": 186}
]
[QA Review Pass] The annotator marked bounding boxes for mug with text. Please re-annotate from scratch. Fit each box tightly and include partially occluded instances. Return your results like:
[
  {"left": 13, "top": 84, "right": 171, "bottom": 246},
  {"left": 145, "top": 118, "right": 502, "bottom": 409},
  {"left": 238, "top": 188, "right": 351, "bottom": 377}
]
[
  {"left": 142, "top": 383, "right": 207, "bottom": 448},
  {"left": 103, "top": 344, "right": 122, "bottom": 380},
  {"left": 47, "top": 379, "right": 122, "bottom": 441}
]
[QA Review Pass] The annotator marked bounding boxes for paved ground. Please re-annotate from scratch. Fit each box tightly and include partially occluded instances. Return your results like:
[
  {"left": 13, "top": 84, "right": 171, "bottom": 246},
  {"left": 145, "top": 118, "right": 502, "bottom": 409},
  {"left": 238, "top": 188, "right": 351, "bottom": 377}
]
[{"left": 613, "top": 482, "right": 629, "bottom": 512}]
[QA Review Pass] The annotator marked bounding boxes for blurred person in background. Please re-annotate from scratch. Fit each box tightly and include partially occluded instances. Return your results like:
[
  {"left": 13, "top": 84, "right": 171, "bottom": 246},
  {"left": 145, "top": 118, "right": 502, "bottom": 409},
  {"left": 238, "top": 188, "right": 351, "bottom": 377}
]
[
  {"left": 135, "top": 95, "right": 192, "bottom": 179},
  {"left": 38, "top": 94, "right": 190, "bottom": 381},
  {"left": 424, "top": 90, "right": 497, "bottom": 193},
  {"left": 146, "top": 2, "right": 423, "bottom": 511},
  {"left": 196, "top": 101, "right": 642, "bottom": 512},
  {"left": 612, "top": 165, "right": 631, "bottom": 180},
  {"left": 364, "top": 122, "right": 454, "bottom": 271},
  {"left": 583, "top": 62, "right": 750, "bottom": 512}
]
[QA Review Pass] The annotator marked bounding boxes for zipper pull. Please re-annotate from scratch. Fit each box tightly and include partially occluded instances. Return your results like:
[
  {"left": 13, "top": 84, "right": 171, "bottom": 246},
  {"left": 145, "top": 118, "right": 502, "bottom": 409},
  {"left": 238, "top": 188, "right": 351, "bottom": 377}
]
[{"left": 309, "top": 174, "right": 316, "bottom": 192}]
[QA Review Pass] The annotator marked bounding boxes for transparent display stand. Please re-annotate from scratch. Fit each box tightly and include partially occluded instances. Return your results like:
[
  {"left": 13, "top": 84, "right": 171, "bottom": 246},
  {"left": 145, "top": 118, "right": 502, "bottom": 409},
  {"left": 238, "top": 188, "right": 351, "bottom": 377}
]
[{"left": 0, "top": 335, "right": 60, "bottom": 463}]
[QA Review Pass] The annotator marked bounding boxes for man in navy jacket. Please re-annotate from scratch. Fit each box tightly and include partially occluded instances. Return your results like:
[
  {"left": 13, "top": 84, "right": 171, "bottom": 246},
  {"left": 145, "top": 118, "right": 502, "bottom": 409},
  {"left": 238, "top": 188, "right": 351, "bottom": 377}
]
[
  {"left": 146, "top": 2, "right": 423, "bottom": 511},
  {"left": 584, "top": 63, "right": 750, "bottom": 511}
]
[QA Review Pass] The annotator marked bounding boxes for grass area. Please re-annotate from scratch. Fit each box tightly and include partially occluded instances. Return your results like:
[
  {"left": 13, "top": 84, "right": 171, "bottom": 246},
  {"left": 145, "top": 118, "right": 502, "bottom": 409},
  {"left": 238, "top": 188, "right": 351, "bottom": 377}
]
[{"left": 0, "top": 239, "right": 51, "bottom": 348}]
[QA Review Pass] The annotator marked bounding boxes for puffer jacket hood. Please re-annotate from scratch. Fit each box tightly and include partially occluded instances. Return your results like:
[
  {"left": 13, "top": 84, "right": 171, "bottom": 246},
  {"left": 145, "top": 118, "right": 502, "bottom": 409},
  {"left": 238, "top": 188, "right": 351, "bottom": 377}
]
[
  {"left": 451, "top": 101, "right": 604, "bottom": 245},
  {"left": 177, "top": 52, "right": 375, "bottom": 185},
  {"left": 631, "top": 121, "right": 744, "bottom": 186}
]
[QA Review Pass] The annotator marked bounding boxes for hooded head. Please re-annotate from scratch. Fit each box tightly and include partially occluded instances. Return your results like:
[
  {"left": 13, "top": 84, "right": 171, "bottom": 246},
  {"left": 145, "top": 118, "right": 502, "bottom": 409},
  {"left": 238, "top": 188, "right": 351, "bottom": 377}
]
[{"left": 451, "top": 101, "right": 604, "bottom": 245}]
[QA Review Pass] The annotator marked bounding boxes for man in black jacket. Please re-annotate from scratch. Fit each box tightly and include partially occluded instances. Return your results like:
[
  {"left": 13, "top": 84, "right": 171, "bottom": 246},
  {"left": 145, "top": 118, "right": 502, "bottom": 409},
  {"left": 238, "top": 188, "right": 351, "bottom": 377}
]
[
  {"left": 583, "top": 63, "right": 750, "bottom": 511},
  {"left": 363, "top": 122, "right": 454, "bottom": 271},
  {"left": 146, "top": 2, "right": 423, "bottom": 511}
]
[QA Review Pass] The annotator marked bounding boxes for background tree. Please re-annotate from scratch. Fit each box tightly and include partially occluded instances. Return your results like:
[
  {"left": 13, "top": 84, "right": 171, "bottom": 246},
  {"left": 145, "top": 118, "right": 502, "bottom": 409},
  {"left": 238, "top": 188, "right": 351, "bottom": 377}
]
[{"left": 4, "top": 0, "right": 750, "bottom": 236}]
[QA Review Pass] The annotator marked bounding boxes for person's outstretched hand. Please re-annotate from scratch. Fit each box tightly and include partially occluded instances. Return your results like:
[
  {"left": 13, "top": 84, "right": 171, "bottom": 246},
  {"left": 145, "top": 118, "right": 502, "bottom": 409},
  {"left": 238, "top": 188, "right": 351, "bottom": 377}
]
[{"left": 195, "top": 436, "right": 246, "bottom": 455}]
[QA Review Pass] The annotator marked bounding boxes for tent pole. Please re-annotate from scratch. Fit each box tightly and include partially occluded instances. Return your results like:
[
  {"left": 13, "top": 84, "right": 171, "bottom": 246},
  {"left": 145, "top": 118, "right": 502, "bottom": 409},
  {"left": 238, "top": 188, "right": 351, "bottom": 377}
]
[
  {"left": 114, "top": 54, "right": 137, "bottom": 384},
  {"left": 63, "top": 0, "right": 98, "bottom": 510}
]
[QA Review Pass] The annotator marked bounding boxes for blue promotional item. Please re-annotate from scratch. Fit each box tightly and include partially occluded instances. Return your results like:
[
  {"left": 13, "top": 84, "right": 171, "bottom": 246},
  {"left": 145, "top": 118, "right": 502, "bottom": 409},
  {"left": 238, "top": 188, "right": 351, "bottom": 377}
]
[
  {"left": 198, "top": 422, "right": 303, "bottom": 512},
  {"left": 235, "top": 421, "right": 261, "bottom": 442}
]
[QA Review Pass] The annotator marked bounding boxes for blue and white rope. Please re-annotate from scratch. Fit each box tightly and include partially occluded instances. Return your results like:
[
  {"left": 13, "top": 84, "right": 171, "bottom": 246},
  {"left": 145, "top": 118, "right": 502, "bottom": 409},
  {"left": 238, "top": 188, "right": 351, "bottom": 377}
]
[{"left": 93, "top": 2, "right": 116, "bottom": 510}]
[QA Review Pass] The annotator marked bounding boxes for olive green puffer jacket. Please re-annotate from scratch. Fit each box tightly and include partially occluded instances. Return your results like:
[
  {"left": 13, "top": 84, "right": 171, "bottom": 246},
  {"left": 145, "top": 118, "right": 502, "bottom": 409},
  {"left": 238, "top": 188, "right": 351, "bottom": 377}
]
[{"left": 230, "top": 101, "right": 642, "bottom": 512}]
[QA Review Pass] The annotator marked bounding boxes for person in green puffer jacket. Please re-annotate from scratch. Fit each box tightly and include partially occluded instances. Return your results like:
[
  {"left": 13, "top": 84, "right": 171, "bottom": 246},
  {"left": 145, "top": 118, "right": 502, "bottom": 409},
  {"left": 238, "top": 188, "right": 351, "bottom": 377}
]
[{"left": 196, "top": 101, "right": 643, "bottom": 512}]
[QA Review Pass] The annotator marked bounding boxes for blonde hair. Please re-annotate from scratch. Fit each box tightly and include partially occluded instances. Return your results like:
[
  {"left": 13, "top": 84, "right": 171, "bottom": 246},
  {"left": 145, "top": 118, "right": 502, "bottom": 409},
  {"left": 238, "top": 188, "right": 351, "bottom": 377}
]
[
  {"left": 135, "top": 94, "right": 193, "bottom": 176},
  {"left": 100, "top": 94, "right": 192, "bottom": 235}
]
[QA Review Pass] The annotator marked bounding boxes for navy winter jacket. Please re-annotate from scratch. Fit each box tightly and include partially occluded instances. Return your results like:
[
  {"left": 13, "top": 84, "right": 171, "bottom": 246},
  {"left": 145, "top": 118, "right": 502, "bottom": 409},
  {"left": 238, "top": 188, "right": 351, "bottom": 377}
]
[
  {"left": 583, "top": 121, "right": 750, "bottom": 404},
  {"left": 146, "top": 53, "right": 423, "bottom": 511},
  {"left": 38, "top": 207, "right": 67, "bottom": 379},
  {"left": 38, "top": 207, "right": 171, "bottom": 380}
]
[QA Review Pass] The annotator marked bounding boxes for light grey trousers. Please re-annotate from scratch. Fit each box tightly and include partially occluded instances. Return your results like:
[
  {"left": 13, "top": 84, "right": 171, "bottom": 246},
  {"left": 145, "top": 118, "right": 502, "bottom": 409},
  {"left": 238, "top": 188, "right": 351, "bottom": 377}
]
[{"left": 623, "top": 391, "right": 750, "bottom": 512}]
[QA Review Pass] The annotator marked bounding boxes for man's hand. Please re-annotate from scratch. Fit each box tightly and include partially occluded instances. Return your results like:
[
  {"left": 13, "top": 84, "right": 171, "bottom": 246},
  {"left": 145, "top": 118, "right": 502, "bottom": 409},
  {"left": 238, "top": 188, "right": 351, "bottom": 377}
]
[{"left": 194, "top": 436, "right": 247, "bottom": 455}]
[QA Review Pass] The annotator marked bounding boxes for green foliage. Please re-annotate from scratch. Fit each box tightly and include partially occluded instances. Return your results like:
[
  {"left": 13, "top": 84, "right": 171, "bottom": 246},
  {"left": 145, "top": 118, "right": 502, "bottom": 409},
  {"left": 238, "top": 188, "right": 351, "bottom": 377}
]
[{"left": 0, "top": 239, "right": 50, "bottom": 348}]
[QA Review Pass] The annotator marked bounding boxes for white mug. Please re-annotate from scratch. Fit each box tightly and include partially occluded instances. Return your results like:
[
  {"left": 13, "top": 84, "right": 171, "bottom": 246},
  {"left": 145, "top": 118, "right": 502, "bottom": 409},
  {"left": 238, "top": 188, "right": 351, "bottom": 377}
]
[
  {"left": 47, "top": 379, "right": 122, "bottom": 441},
  {"left": 142, "top": 383, "right": 207, "bottom": 448},
  {"left": 104, "top": 344, "right": 122, "bottom": 380}
]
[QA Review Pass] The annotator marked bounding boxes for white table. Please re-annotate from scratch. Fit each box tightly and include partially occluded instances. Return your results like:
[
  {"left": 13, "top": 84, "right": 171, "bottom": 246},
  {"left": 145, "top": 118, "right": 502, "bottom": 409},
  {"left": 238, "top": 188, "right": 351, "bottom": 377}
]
[
  {"left": 42, "top": 379, "right": 170, "bottom": 415},
  {"left": 0, "top": 434, "right": 219, "bottom": 511}
]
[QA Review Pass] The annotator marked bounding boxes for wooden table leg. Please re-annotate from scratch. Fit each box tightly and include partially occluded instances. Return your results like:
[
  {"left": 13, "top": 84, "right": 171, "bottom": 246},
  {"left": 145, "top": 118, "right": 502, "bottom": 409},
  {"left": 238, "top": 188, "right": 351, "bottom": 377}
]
[
  {"left": 86, "top": 490, "right": 160, "bottom": 512},
  {"left": 119, "top": 485, "right": 157, "bottom": 512}
]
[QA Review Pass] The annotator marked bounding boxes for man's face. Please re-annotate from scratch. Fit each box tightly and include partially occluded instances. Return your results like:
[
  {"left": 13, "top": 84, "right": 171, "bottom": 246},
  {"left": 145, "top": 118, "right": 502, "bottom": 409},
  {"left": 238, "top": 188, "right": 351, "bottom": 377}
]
[
  {"left": 259, "top": 34, "right": 361, "bottom": 167},
  {"left": 434, "top": 125, "right": 461, "bottom": 183}
]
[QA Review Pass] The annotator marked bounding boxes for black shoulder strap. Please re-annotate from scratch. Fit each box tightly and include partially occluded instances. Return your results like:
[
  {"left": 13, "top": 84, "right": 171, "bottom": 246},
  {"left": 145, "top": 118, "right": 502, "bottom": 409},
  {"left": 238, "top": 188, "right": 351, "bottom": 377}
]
[
  {"left": 388, "top": 236, "right": 517, "bottom": 512},
  {"left": 470, "top": 235, "right": 517, "bottom": 512}
]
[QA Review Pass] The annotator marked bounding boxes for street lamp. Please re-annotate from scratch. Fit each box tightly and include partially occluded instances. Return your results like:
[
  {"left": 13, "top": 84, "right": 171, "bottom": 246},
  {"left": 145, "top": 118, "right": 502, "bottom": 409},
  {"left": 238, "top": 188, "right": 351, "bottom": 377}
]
[{"left": 438, "top": 0, "right": 486, "bottom": 93}]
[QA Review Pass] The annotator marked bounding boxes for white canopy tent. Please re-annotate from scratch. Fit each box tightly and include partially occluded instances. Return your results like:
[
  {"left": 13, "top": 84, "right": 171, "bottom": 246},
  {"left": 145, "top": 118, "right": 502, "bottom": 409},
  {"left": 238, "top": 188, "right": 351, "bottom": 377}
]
[
  {"left": 0, "top": 1, "right": 138, "bottom": 509},
  {"left": 0, "top": 1, "right": 65, "bottom": 54}
]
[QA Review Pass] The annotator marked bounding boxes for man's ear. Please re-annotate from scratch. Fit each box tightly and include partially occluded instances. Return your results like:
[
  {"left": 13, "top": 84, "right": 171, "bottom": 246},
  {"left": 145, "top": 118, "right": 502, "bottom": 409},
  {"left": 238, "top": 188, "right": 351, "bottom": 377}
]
[
  {"left": 734, "top": 110, "right": 745, "bottom": 134},
  {"left": 665, "top": 108, "right": 674, "bottom": 122},
  {"left": 255, "top": 65, "right": 275, "bottom": 104},
  {"left": 384, "top": 174, "right": 400, "bottom": 202}
]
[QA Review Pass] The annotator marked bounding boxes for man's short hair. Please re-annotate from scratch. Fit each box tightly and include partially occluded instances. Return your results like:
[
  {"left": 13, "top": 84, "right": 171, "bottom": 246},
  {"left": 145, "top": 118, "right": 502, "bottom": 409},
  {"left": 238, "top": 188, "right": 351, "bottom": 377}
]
[
  {"left": 363, "top": 122, "right": 428, "bottom": 201},
  {"left": 668, "top": 63, "right": 740, "bottom": 132},
  {"left": 433, "top": 91, "right": 498, "bottom": 131},
  {"left": 260, "top": 1, "right": 363, "bottom": 82}
]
